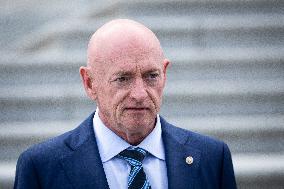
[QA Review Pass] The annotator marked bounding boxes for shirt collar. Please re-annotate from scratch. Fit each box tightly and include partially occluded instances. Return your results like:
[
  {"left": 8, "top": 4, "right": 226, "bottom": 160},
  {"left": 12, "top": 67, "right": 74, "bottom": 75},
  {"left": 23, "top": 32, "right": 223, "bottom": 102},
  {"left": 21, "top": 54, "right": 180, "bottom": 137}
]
[
  {"left": 137, "top": 115, "right": 165, "bottom": 161},
  {"left": 93, "top": 108, "right": 165, "bottom": 163}
]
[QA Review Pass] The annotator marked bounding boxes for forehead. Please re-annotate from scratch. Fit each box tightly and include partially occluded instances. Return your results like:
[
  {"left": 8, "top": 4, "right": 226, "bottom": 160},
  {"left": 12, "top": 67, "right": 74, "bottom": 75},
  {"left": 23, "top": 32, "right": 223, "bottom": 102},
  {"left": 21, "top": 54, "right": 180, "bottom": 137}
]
[{"left": 103, "top": 53, "right": 163, "bottom": 75}]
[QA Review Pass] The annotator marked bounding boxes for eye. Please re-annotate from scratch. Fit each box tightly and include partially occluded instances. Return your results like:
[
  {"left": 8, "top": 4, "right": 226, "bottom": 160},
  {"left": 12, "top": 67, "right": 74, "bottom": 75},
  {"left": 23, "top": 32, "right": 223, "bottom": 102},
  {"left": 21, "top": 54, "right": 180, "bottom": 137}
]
[
  {"left": 115, "top": 76, "right": 130, "bottom": 83},
  {"left": 145, "top": 72, "right": 159, "bottom": 80},
  {"left": 149, "top": 73, "right": 159, "bottom": 79}
]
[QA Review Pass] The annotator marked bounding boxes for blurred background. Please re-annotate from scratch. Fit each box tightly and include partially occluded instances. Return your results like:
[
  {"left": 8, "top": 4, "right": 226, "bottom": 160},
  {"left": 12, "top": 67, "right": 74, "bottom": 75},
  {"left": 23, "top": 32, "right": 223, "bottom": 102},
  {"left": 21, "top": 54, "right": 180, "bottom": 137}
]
[{"left": 0, "top": 0, "right": 284, "bottom": 188}]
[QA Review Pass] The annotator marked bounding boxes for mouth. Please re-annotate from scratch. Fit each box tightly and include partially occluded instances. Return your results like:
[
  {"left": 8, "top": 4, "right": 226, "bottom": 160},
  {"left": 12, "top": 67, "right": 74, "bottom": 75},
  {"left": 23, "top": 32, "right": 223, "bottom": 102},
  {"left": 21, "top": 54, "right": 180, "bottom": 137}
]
[{"left": 124, "top": 107, "right": 149, "bottom": 112}]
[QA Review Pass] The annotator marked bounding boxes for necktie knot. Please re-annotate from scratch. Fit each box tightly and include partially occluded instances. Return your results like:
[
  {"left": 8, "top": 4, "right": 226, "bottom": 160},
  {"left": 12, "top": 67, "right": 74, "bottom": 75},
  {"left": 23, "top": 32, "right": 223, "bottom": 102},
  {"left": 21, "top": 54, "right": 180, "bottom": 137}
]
[{"left": 119, "top": 147, "right": 147, "bottom": 167}]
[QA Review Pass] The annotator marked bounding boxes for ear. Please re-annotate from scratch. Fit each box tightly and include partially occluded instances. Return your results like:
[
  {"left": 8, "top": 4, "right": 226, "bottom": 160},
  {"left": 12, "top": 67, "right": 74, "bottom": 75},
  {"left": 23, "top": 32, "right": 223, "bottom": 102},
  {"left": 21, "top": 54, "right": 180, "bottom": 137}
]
[
  {"left": 162, "top": 58, "right": 170, "bottom": 78},
  {"left": 79, "top": 66, "right": 97, "bottom": 100},
  {"left": 161, "top": 58, "right": 170, "bottom": 88}
]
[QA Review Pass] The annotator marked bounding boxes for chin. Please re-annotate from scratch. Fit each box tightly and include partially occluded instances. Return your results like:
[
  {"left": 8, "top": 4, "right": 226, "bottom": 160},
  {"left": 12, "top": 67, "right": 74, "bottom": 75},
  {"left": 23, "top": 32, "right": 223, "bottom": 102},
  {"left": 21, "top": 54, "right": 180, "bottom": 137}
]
[
  {"left": 119, "top": 111, "right": 156, "bottom": 127},
  {"left": 123, "top": 118, "right": 154, "bottom": 130}
]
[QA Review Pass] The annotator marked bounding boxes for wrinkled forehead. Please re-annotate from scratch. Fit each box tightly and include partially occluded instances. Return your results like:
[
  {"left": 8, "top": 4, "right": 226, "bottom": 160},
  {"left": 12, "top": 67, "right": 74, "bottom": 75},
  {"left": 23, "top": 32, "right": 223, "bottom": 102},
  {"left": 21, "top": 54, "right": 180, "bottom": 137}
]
[
  {"left": 107, "top": 43, "right": 162, "bottom": 64},
  {"left": 89, "top": 38, "right": 164, "bottom": 77},
  {"left": 98, "top": 49, "right": 164, "bottom": 77}
]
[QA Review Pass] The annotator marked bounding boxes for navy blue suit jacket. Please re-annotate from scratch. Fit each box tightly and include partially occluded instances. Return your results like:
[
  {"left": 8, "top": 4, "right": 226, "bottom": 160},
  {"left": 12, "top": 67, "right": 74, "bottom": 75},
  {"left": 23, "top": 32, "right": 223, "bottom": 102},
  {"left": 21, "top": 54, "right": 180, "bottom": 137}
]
[{"left": 14, "top": 112, "right": 237, "bottom": 189}]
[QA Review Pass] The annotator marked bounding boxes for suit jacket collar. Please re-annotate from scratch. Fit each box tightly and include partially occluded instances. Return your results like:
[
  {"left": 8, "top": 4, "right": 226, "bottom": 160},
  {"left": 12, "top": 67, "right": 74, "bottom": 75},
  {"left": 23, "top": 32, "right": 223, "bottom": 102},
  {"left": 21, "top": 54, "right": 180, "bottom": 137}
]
[
  {"left": 161, "top": 117, "right": 201, "bottom": 189},
  {"left": 60, "top": 111, "right": 109, "bottom": 189},
  {"left": 60, "top": 113, "right": 201, "bottom": 189}
]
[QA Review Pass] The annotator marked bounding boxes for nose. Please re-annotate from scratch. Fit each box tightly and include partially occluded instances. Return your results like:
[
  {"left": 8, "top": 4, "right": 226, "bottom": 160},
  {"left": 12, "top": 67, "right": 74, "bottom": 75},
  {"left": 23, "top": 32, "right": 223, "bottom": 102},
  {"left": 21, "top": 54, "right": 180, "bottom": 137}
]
[{"left": 129, "top": 78, "right": 148, "bottom": 101}]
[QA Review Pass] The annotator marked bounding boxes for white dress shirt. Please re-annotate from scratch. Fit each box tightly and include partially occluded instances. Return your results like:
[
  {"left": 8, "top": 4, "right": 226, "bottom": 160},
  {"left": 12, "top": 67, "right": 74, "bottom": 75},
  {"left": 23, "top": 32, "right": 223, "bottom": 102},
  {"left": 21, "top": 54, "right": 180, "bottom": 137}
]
[{"left": 93, "top": 109, "right": 168, "bottom": 189}]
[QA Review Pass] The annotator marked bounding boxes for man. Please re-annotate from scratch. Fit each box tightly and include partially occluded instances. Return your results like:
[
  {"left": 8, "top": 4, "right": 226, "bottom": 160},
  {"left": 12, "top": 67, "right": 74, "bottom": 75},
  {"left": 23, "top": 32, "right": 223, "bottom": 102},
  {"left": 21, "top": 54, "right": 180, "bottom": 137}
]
[{"left": 14, "top": 19, "right": 237, "bottom": 189}]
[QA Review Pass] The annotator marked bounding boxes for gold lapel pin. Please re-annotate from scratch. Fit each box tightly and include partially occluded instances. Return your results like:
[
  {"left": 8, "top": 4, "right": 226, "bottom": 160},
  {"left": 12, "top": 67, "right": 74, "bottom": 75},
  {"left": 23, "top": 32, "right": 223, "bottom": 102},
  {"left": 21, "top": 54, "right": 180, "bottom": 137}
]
[{"left": 186, "top": 156, "right": 194, "bottom": 165}]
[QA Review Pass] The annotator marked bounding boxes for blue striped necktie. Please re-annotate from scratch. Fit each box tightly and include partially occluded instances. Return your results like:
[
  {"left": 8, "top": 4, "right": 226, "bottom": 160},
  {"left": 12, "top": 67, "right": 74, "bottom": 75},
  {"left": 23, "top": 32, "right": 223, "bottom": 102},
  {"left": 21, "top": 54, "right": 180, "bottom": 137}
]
[{"left": 118, "top": 147, "right": 151, "bottom": 189}]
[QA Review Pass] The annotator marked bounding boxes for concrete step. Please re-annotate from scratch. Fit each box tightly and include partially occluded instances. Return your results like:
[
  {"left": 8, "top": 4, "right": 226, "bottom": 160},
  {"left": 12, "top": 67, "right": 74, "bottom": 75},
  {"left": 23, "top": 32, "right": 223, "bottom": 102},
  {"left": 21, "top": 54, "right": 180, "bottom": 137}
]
[
  {"left": 14, "top": 13, "right": 284, "bottom": 52},
  {"left": 167, "top": 114, "right": 284, "bottom": 154},
  {"left": 87, "top": 0, "right": 284, "bottom": 18},
  {"left": 0, "top": 0, "right": 90, "bottom": 51},
  {"left": 0, "top": 114, "right": 283, "bottom": 162},
  {"left": 134, "top": 15, "right": 284, "bottom": 49},
  {"left": 0, "top": 120, "right": 77, "bottom": 162},
  {"left": 233, "top": 153, "right": 284, "bottom": 189},
  {"left": 1, "top": 153, "right": 283, "bottom": 189},
  {"left": 0, "top": 51, "right": 83, "bottom": 87},
  {"left": 166, "top": 47, "right": 284, "bottom": 81}
]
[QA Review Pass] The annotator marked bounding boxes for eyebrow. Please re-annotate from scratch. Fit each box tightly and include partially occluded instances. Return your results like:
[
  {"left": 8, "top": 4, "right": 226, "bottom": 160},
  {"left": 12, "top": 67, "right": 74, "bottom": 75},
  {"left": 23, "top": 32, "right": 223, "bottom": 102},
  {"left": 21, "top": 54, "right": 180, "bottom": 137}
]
[
  {"left": 111, "top": 68, "right": 161, "bottom": 78},
  {"left": 143, "top": 69, "right": 161, "bottom": 74},
  {"left": 150, "top": 69, "right": 160, "bottom": 72},
  {"left": 112, "top": 71, "right": 134, "bottom": 77}
]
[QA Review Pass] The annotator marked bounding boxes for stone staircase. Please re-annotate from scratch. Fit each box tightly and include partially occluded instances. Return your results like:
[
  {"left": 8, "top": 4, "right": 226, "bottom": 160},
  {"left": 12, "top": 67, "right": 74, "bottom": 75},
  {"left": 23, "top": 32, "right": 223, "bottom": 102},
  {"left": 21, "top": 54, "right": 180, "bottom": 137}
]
[{"left": 1, "top": 0, "right": 284, "bottom": 188}]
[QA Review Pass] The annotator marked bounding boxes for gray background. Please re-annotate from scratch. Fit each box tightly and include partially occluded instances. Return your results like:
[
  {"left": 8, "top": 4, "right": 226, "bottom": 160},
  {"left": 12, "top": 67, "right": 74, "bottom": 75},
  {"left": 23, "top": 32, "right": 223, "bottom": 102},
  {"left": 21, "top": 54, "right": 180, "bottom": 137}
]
[{"left": 0, "top": 0, "right": 284, "bottom": 188}]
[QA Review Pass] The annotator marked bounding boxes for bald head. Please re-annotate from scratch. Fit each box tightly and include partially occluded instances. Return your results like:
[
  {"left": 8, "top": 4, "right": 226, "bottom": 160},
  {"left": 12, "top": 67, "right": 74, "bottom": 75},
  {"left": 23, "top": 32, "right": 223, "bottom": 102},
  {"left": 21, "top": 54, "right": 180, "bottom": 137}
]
[{"left": 87, "top": 19, "right": 164, "bottom": 68}]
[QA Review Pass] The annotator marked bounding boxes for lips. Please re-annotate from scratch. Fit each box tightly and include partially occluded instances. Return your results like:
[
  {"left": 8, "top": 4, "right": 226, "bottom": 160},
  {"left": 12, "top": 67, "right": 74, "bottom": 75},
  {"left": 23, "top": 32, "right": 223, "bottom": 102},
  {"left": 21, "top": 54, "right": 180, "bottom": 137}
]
[{"left": 124, "top": 107, "right": 149, "bottom": 111}]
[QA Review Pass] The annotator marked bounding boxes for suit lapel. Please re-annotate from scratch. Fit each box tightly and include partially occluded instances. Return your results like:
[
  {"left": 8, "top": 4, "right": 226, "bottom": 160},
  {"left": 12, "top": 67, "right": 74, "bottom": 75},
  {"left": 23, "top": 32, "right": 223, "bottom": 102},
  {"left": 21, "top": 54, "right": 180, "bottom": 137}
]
[
  {"left": 161, "top": 117, "right": 201, "bottom": 189},
  {"left": 60, "top": 112, "right": 109, "bottom": 189}
]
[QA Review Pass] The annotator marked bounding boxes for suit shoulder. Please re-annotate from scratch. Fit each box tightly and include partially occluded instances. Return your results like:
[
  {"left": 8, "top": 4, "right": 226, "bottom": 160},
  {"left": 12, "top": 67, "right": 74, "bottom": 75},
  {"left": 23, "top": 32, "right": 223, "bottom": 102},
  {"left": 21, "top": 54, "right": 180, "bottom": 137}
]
[
  {"left": 19, "top": 112, "right": 95, "bottom": 162},
  {"left": 161, "top": 117, "right": 226, "bottom": 153},
  {"left": 19, "top": 128, "right": 75, "bottom": 162}
]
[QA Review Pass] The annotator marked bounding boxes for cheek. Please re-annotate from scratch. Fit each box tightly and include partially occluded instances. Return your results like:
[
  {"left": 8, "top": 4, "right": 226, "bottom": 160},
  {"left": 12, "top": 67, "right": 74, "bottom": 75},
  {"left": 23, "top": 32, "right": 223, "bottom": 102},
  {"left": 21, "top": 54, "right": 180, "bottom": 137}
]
[
  {"left": 112, "top": 90, "right": 129, "bottom": 113},
  {"left": 97, "top": 86, "right": 116, "bottom": 113},
  {"left": 148, "top": 87, "right": 164, "bottom": 108}
]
